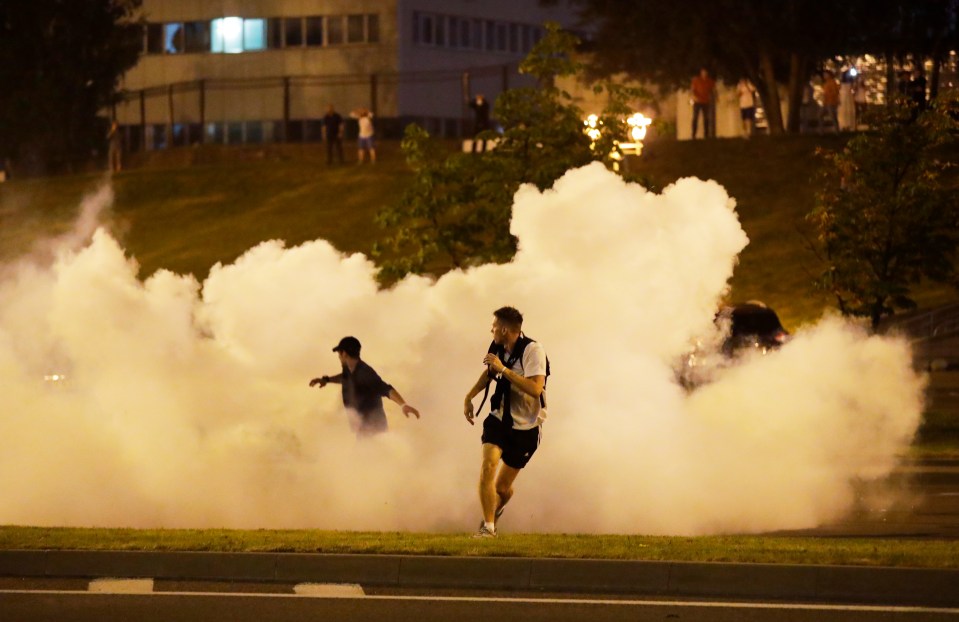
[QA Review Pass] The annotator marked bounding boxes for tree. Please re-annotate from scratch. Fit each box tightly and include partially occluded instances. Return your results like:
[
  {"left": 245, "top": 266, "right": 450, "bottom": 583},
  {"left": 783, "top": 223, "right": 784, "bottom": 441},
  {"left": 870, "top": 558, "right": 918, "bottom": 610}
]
[
  {"left": 806, "top": 99, "right": 959, "bottom": 330},
  {"left": 0, "top": 0, "right": 143, "bottom": 174},
  {"left": 374, "top": 22, "right": 647, "bottom": 283},
  {"left": 561, "top": 0, "right": 958, "bottom": 134}
]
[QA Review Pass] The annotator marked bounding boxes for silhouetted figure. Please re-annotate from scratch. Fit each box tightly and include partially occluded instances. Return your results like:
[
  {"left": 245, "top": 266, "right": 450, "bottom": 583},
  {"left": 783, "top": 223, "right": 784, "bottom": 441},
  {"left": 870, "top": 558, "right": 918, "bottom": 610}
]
[
  {"left": 468, "top": 94, "right": 491, "bottom": 152},
  {"left": 690, "top": 68, "right": 715, "bottom": 139},
  {"left": 323, "top": 104, "right": 344, "bottom": 165}
]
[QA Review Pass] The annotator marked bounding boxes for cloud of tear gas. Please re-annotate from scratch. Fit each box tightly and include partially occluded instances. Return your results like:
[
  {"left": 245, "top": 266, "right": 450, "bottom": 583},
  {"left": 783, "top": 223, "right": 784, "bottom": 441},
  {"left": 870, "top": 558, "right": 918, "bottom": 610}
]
[{"left": 0, "top": 162, "right": 924, "bottom": 533}]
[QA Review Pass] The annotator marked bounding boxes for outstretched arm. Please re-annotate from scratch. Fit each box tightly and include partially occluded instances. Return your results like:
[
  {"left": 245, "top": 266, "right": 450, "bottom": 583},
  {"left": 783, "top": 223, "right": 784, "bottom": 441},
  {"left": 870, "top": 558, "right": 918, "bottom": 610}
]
[
  {"left": 387, "top": 388, "right": 420, "bottom": 419},
  {"left": 309, "top": 373, "right": 343, "bottom": 388}
]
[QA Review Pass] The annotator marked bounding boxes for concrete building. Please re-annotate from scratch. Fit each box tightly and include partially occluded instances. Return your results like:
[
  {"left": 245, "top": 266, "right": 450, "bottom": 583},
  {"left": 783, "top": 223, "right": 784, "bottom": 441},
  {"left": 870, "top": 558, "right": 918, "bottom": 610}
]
[{"left": 115, "top": 0, "right": 580, "bottom": 151}]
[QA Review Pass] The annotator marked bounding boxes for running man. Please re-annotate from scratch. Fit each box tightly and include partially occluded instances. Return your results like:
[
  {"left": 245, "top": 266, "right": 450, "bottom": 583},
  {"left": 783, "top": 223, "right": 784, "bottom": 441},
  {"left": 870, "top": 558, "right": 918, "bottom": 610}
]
[
  {"left": 310, "top": 336, "right": 419, "bottom": 436},
  {"left": 463, "top": 307, "right": 548, "bottom": 537}
]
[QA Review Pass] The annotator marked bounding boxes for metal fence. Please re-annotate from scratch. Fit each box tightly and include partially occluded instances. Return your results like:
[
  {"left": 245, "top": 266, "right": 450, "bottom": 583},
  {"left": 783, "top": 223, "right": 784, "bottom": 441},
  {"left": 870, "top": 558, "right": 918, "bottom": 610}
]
[{"left": 113, "top": 63, "right": 521, "bottom": 152}]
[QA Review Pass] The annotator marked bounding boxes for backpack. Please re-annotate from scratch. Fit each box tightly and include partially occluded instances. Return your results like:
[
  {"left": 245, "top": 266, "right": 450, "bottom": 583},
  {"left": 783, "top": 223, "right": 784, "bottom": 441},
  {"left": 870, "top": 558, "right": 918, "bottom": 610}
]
[{"left": 483, "top": 335, "right": 550, "bottom": 418}]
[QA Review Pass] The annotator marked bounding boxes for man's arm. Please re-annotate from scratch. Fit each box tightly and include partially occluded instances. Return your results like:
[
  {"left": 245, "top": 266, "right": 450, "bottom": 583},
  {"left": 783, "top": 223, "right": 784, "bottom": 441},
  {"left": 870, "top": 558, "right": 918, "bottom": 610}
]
[
  {"left": 463, "top": 369, "right": 490, "bottom": 425},
  {"left": 387, "top": 388, "right": 420, "bottom": 419},
  {"left": 481, "top": 354, "right": 545, "bottom": 399},
  {"left": 309, "top": 373, "right": 343, "bottom": 388}
]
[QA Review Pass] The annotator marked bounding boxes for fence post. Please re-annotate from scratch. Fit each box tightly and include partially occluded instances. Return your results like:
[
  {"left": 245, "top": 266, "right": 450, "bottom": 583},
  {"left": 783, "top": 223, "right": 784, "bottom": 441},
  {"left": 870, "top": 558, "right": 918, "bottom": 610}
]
[
  {"left": 283, "top": 76, "right": 291, "bottom": 143},
  {"left": 198, "top": 79, "right": 205, "bottom": 144},
  {"left": 139, "top": 89, "right": 146, "bottom": 152},
  {"left": 167, "top": 84, "right": 174, "bottom": 148},
  {"left": 461, "top": 71, "right": 471, "bottom": 137}
]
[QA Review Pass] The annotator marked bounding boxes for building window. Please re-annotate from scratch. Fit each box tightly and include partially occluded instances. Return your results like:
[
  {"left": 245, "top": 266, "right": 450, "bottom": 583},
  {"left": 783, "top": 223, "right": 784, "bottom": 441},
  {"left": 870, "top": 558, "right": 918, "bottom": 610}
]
[
  {"left": 509, "top": 23, "right": 518, "bottom": 53},
  {"left": 164, "top": 23, "right": 183, "bottom": 53},
  {"left": 267, "top": 18, "right": 282, "bottom": 48},
  {"left": 347, "top": 14, "right": 364, "bottom": 43},
  {"left": 368, "top": 14, "right": 379, "bottom": 42},
  {"left": 472, "top": 19, "right": 483, "bottom": 49},
  {"left": 284, "top": 17, "right": 303, "bottom": 46},
  {"left": 435, "top": 15, "right": 446, "bottom": 46},
  {"left": 328, "top": 15, "right": 344, "bottom": 44},
  {"left": 146, "top": 23, "right": 163, "bottom": 54},
  {"left": 421, "top": 15, "right": 433, "bottom": 44},
  {"left": 485, "top": 21, "right": 495, "bottom": 51},
  {"left": 244, "top": 19, "right": 266, "bottom": 50},
  {"left": 183, "top": 21, "right": 209, "bottom": 53},
  {"left": 459, "top": 19, "right": 470, "bottom": 48},
  {"left": 306, "top": 16, "right": 323, "bottom": 45}
]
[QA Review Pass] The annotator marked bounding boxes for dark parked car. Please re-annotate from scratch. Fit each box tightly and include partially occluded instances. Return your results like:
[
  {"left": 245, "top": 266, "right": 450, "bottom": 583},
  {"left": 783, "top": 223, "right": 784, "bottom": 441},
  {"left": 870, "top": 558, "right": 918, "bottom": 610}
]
[{"left": 679, "top": 301, "right": 790, "bottom": 389}]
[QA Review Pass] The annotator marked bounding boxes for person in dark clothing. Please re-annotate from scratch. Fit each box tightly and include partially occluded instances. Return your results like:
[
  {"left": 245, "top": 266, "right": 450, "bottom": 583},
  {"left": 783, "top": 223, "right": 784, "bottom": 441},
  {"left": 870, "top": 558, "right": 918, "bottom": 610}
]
[
  {"left": 323, "top": 104, "right": 344, "bottom": 165},
  {"left": 309, "top": 336, "right": 419, "bottom": 436},
  {"left": 468, "top": 94, "right": 491, "bottom": 152}
]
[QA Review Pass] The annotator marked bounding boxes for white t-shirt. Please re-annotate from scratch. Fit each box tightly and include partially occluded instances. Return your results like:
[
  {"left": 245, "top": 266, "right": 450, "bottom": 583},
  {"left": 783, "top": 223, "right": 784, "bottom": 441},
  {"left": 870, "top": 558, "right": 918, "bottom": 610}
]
[
  {"left": 491, "top": 340, "right": 548, "bottom": 430},
  {"left": 356, "top": 114, "right": 374, "bottom": 138}
]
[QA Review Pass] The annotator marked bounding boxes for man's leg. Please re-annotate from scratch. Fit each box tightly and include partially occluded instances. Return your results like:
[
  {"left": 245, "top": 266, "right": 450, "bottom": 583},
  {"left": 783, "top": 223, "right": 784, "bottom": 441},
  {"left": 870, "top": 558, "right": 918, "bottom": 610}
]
[
  {"left": 494, "top": 463, "right": 521, "bottom": 520},
  {"left": 479, "top": 443, "right": 503, "bottom": 524},
  {"left": 692, "top": 104, "right": 700, "bottom": 138}
]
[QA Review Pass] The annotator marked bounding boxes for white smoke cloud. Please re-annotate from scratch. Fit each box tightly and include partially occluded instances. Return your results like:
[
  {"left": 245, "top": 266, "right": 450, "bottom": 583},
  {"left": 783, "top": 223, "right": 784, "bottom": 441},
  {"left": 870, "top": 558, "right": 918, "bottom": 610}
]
[{"left": 0, "top": 162, "right": 924, "bottom": 533}]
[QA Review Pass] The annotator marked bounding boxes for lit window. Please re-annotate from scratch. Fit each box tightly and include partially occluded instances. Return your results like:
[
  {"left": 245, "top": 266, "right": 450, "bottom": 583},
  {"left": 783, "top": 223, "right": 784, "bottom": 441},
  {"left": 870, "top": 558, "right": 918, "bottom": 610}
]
[
  {"left": 211, "top": 17, "right": 244, "bottom": 53},
  {"left": 244, "top": 19, "right": 266, "bottom": 50},
  {"left": 164, "top": 23, "right": 183, "bottom": 53}
]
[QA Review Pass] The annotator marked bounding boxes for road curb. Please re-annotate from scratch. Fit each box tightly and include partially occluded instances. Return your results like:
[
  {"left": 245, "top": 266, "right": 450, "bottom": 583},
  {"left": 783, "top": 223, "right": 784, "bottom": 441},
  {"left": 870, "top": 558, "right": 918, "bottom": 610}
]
[{"left": 0, "top": 550, "right": 957, "bottom": 607}]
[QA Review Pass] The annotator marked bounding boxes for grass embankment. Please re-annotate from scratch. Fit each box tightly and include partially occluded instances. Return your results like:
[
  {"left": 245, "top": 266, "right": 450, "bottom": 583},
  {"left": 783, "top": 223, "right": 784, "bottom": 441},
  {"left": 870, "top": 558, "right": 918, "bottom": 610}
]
[{"left": 1, "top": 527, "right": 957, "bottom": 568}]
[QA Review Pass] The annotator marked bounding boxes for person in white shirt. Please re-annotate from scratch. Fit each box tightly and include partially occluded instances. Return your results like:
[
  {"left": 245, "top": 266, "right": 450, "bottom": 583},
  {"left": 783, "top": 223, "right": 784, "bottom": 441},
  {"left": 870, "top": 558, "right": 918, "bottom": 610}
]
[
  {"left": 463, "top": 306, "right": 548, "bottom": 538},
  {"left": 350, "top": 108, "right": 376, "bottom": 164}
]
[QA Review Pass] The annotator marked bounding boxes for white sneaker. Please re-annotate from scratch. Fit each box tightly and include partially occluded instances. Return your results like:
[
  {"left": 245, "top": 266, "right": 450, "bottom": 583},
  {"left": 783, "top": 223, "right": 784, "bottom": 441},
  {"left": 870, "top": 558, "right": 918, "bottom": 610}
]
[{"left": 473, "top": 523, "right": 496, "bottom": 538}]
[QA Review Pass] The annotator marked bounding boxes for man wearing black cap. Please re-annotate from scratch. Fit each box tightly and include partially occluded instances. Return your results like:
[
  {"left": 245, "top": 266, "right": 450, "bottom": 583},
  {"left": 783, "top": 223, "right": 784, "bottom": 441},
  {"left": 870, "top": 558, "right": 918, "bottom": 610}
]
[{"left": 309, "top": 336, "right": 420, "bottom": 436}]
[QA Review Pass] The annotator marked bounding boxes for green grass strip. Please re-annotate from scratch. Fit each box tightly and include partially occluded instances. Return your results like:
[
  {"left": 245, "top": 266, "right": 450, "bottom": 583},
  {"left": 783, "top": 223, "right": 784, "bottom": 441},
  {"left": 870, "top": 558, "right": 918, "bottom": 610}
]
[{"left": 1, "top": 527, "right": 956, "bottom": 568}]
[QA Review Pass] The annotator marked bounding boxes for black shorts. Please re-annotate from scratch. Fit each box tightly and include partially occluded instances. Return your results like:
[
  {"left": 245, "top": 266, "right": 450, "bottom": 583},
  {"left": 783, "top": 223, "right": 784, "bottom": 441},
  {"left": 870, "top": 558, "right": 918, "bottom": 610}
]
[{"left": 481, "top": 414, "right": 541, "bottom": 469}]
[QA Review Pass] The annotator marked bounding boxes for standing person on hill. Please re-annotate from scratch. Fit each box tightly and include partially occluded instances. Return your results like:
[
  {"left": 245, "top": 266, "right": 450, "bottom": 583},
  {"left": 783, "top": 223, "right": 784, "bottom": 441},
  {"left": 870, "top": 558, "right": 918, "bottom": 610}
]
[
  {"left": 737, "top": 77, "right": 757, "bottom": 138},
  {"left": 107, "top": 120, "right": 122, "bottom": 172},
  {"left": 468, "top": 93, "right": 491, "bottom": 152},
  {"left": 690, "top": 67, "right": 716, "bottom": 139},
  {"left": 821, "top": 70, "right": 840, "bottom": 133},
  {"left": 323, "top": 104, "right": 344, "bottom": 165},
  {"left": 350, "top": 108, "right": 376, "bottom": 164},
  {"left": 310, "top": 336, "right": 419, "bottom": 437},
  {"left": 463, "top": 307, "right": 549, "bottom": 538}
]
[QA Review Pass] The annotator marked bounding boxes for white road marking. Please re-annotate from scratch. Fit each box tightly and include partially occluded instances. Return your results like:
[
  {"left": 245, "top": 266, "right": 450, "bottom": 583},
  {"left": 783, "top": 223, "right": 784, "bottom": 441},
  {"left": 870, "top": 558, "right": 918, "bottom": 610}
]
[
  {"left": 2, "top": 589, "right": 957, "bottom": 614},
  {"left": 293, "top": 583, "right": 364, "bottom": 596},
  {"left": 88, "top": 578, "right": 154, "bottom": 593}
]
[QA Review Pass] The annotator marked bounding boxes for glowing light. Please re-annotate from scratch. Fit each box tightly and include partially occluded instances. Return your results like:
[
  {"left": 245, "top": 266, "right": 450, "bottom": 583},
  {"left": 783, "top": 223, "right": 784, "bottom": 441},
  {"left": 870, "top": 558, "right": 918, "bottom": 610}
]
[
  {"left": 849, "top": 67, "right": 858, "bottom": 77},
  {"left": 583, "top": 112, "right": 653, "bottom": 156}
]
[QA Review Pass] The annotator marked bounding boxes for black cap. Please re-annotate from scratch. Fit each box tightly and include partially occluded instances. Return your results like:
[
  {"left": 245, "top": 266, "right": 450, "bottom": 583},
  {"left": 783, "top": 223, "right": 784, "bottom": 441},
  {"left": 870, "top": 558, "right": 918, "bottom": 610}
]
[{"left": 332, "top": 336, "right": 361, "bottom": 357}]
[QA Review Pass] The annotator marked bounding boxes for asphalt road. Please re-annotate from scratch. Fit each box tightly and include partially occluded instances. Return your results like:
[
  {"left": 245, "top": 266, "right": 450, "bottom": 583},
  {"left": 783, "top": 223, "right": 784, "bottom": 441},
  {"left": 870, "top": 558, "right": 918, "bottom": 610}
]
[{"left": 2, "top": 590, "right": 957, "bottom": 622}]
